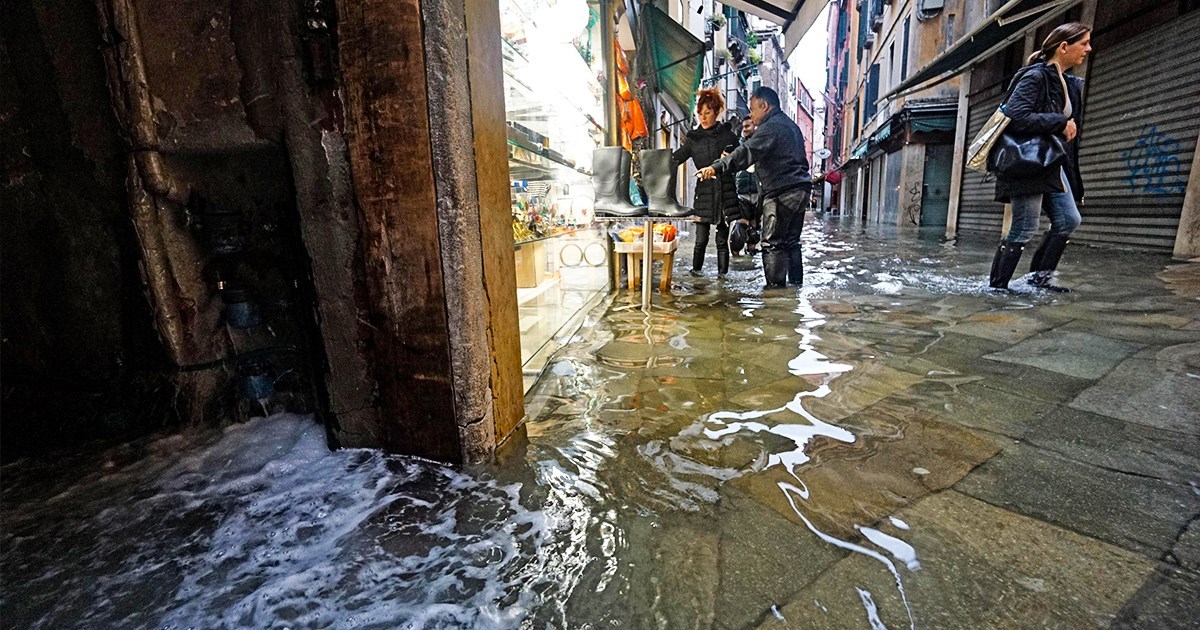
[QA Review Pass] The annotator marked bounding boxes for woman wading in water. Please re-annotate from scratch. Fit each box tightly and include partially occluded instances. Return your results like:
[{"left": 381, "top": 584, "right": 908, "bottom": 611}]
[
  {"left": 673, "top": 88, "right": 740, "bottom": 277},
  {"left": 989, "top": 22, "right": 1092, "bottom": 292}
]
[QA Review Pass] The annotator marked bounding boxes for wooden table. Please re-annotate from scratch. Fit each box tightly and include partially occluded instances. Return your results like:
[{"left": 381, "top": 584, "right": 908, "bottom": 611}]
[{"left": 613, "top": 238, "right": 678, "bottom": 294}]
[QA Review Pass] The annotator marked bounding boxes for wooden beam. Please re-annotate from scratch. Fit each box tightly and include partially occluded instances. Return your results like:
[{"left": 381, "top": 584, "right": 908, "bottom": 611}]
[
  {"left": 335, "top": 0, "right": 460, "bottom": 461},
  {"left": 466, "top": 0, "right": 527, "bottom": 446}
]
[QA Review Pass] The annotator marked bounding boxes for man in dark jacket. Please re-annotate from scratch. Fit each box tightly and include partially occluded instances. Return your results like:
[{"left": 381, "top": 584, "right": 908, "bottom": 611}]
[{"left": 698, "top": 87, "right": 812, "bottom": 287}]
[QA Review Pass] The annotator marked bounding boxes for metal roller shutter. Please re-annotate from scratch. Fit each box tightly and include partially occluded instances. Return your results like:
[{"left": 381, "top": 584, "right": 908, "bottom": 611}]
[
  {"left": 957, "top": 86, "right": 1006, "bottom": 234},
  {"left": 1076, "top": 10, "right": 1200, "bottom": 250}
]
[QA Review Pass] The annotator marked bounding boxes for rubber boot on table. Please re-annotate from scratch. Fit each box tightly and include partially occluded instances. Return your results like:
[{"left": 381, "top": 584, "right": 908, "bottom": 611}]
[
  {"left": 638, "top": 149, "right": 693, "bottom": 218},
  {"left": 592, "top": 147, "right": 646, "bottom": 218}
]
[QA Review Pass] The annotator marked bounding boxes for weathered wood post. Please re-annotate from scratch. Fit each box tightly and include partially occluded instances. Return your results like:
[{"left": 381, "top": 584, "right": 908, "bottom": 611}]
[{"left": 334, "top": 0, "right": 524, "bottom": 462}]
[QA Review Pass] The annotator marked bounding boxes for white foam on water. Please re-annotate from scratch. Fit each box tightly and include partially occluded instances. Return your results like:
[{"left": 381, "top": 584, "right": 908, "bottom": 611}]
[{"left": 0, "top": 414, "right": 593, "bottom": 629}]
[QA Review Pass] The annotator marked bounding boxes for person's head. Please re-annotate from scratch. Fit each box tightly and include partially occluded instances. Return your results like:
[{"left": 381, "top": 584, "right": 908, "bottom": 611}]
[
  {"left": 741, "top": 116, "right": 756, "bottom": 137},
  {"left": 696, "top": 87, "right": 725, "bottom": 129},
  {"left": 1029, "top": 22, "right": 1092, "bottom": 69},
  {"left": 748, "top": 87, "right": 780, "bottom": 125}
]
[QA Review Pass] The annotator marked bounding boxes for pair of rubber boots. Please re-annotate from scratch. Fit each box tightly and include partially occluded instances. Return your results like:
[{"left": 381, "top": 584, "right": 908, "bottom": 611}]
[
  {"left": 592, "top": 147, "right": 692, "bottom": 219},
  {"left": 988, "top": 233, "right": 1071, "bottom": 292}
]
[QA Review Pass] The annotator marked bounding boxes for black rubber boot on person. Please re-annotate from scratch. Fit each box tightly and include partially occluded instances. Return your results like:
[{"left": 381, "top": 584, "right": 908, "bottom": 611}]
[
  {"left": 1027, "top": 233, "right": 1072, "bottom": 292},
  {"left": 988, "top": 241, "right": 1026, "bottom": 291}
]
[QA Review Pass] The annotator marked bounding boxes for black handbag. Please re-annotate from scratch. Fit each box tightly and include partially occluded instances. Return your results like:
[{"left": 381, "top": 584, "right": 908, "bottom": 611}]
[
  {"left": 987, "top": 64, "right": 1069, "bottom": 177},
  {"left": 988, "top": 131, "right": 1066, "bottom": 177}
]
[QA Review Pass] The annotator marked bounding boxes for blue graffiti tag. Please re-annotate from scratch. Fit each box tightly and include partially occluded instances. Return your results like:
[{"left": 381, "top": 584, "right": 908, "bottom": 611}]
[{"left": 1120, "top": 125, "right": 1188, "bottom": 196}]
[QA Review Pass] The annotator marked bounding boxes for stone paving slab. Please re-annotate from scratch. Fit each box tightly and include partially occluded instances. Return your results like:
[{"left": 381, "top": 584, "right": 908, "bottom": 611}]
[
  {"left": 955, "top": 442, "right": 1200, "bottom": 559},
  {"left": 942, "top": 310, "right": 1057, "bottom": 344},
  {"left": 1136, "top": 341, "right": 1200, "bottom": 369},
  {"left": 1111, "top": 564, "right": 1200, "bottom": 629},
  {"left": 915, "top": 332, "right": 1100, "bottom": 400},
  {"left": 1070, "top": 357, "right": 1200, "bottom": 435},
  {"left": 728, "top": 397, "right": 1004, "bottom": 541},
  {"left": 721, "top": 361, "right": 786, "bottom": 398},
  {"left": 726, "top": 375, "right": 821, "bottom": 411},
  {"left": 715, "top": 491, "right": 848, "bottom": 629},
  {"left": 982, "top": 330, "right": 1143, "bottom": 379},
  {"left": 762, "top": 490, "right": 1157, "bottom": 629},
  {"left": 729, "top": 341, "right": 818, "bottom": 375},
  {"left": 1022, "top": 405, "right": 1200, "bottom": 483},
  {"left": 893, "top": 378, "right": 1053, "bottom": 438},
  {"left": 801, "top": 362, "right": 924, "bottom": 424},
  {"left": 640, "top": 524, "right": 720, "bottom": 627},
  {"left": 1057, "top": 318, "right": 1200, "bottom": 346},
  {"left": 1176, "top": 519, "right": 1200, "bottom": 572}
]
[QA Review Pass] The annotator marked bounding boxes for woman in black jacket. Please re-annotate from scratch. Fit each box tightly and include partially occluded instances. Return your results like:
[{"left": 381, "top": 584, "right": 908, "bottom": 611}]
[
  {"left": 989, "top": 22, "right": 1091, "bottom": 292},
  {"left": 674, "top": 88, "right": 740, "bottom": 277}
]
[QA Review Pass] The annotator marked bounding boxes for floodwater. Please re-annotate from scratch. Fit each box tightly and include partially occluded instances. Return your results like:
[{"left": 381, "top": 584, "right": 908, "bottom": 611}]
[{"left": 3, "top": 216, "right": 1199, "bottom": 629}]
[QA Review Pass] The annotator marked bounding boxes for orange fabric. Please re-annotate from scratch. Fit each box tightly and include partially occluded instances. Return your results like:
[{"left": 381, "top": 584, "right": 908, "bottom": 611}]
[{"left": 614, "top": 42, "right": 648, "bottom": 148}]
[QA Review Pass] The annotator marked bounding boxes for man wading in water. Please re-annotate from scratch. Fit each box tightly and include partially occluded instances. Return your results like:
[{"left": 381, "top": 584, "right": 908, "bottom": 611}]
[{"left": 696, "top": 87, "right": 812, "bottom": 288}]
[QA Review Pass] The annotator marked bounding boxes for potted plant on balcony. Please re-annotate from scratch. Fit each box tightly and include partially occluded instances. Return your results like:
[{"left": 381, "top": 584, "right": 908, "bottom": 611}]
[{"left": 705, "top": 13, "right": 727, "bottom": 31}]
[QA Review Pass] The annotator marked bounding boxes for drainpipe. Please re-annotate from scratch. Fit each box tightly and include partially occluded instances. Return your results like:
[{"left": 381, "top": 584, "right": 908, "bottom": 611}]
[
  {"left": 97, "top": 0, "right": 190, "bottom": 204},
  {"left": 95, "top": 0, "right": 193, "bottom": 363}
]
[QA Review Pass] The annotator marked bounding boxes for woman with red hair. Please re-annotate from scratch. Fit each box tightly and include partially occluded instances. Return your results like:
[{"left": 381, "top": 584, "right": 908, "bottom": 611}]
[{"left": 673, "top": 88, "right": 740, "bottom": 277}]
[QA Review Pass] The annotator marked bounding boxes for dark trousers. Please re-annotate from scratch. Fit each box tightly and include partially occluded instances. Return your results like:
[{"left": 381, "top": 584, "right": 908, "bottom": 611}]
[
  {"left": 692, "top": 220, "right": 729, "bottom": 272},
  {"left": 761, "top": 189, "right": 808, "bottom": 286}
]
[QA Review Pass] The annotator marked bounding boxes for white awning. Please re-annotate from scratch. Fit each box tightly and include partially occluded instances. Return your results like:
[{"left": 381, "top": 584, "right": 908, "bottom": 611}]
[{"left": 719, "top": 0, "right": 828, "bottom": 57}]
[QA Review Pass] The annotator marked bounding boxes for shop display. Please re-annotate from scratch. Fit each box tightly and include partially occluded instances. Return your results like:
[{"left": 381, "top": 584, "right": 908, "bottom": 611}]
[{"left": 499, "top": 0, "right": 612, "bottom": 387}]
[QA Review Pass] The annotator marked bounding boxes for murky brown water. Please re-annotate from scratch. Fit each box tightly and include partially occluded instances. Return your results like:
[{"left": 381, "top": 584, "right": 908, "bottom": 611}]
[{"left": 3, "top": 216, "right": 1199, "bottom": 628}]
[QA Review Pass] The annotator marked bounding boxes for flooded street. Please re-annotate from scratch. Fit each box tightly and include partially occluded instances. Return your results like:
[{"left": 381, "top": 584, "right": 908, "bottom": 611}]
[{"left": 3, "top": 216, "right": 1199, "bottom": 629}]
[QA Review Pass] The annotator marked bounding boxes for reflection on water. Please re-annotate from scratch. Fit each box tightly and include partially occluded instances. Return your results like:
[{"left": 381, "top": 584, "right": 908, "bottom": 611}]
[{"left": 3, "top": 217, "right": 1196, "bottom": 628}]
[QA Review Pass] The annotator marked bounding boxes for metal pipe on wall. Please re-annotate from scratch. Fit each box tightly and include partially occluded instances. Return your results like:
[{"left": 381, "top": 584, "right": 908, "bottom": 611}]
[
  {"left": 600, "top": 0, "right": 620, "bottom": 147},
  {"left": 98, "top": 0, "right": 191, "bottom": 204}
]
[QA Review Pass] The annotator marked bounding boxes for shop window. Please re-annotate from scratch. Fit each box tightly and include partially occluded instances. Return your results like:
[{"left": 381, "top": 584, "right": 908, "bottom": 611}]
[{"left": 499, "top": 0, "right": 611, "bottom": 389}]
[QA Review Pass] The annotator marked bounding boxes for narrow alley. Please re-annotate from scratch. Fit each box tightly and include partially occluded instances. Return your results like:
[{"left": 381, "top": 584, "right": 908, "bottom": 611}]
[{"left": 3, "top": 218, "right": 1197, "bottom": 628}]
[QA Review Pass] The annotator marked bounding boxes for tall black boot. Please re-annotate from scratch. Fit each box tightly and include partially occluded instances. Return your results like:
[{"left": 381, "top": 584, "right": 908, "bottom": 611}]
[
  {"left": 592, "top": 147, "right": 646, "bottom": 217},
  {"left": 716, "top": 222, "right": 730, "bottom": 276},
  {"left": 691, "top": 222, "right": 709, "bottom": 274},
  {"left": 638, "top": 149, "right": 693, "bottom": 218},
  {"left": 1027, "top": 233, "right": 1071, "bottom": 292},
  {"left": 988, "top": 241, "right": 1025, "bottom": 290},
  {"left": 787, "top": 248, "right": 803, "bottom": 286},
  {"left": 763, "top": 251, "right": 788, "bottom": 288}
]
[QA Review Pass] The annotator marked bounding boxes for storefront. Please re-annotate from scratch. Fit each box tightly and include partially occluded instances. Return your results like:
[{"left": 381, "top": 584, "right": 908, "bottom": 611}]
[{"left": 500, "top": 0, "right": 612, "bottom": 390}]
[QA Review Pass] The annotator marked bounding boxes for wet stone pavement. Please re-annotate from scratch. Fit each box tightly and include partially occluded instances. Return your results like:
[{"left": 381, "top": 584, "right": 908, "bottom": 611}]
[{"left": 3, "top": 216, "right": 1200, "bottom": 629}]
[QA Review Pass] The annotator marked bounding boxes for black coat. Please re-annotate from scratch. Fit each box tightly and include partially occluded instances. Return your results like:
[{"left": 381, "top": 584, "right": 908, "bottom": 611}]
[
  {"left": 673, "top": 122, "right": 740, "bottom": 223},
  {"left": 995, "top": 62, "right": 1085, "bottom": 203}
]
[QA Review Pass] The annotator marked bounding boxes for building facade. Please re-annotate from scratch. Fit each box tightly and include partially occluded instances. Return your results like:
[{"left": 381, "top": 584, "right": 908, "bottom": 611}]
[
  {"left": 826, "top": 0, "right": 966, "bottom": 228},
  {"left": 795, "top": 79, "right": 816, "bottom": 168},
  {"left": 833, "top": 0, "right": 1200, "bottom": 255},
  {"left": 940, "top": 0, "right": 1200, "bottom": 255}
]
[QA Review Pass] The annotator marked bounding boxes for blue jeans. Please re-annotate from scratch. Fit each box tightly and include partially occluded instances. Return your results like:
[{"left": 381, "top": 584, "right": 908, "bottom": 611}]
[{"left": 1005, "top": 171, "right": 1081, "bottom": 244}]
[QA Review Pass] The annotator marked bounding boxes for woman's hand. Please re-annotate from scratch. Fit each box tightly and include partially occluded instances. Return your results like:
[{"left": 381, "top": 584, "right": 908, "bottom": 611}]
[{"left": 1063, "top": 119, "right": 1077, "bottom": 141}]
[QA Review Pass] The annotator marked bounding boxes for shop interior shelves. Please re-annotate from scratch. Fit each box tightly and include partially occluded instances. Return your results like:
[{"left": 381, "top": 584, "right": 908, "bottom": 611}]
[
  {"left": 513, "top": 229, "right": 585, "bottom": 249},
  {"left": 507, "top": 152, "right": 589, "bottom": 182}
]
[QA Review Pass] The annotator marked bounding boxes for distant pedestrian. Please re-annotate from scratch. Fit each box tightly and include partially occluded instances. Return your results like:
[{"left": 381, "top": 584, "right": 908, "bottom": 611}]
[
  {"left": 698, "top": 87, "right": 812, "bottom": 288},
  {"left": 673, "top": 88, "right": 739, "bottom": 278},
  {"left": 988, "top": 22, "right": 1092, "bottom": 292}
]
